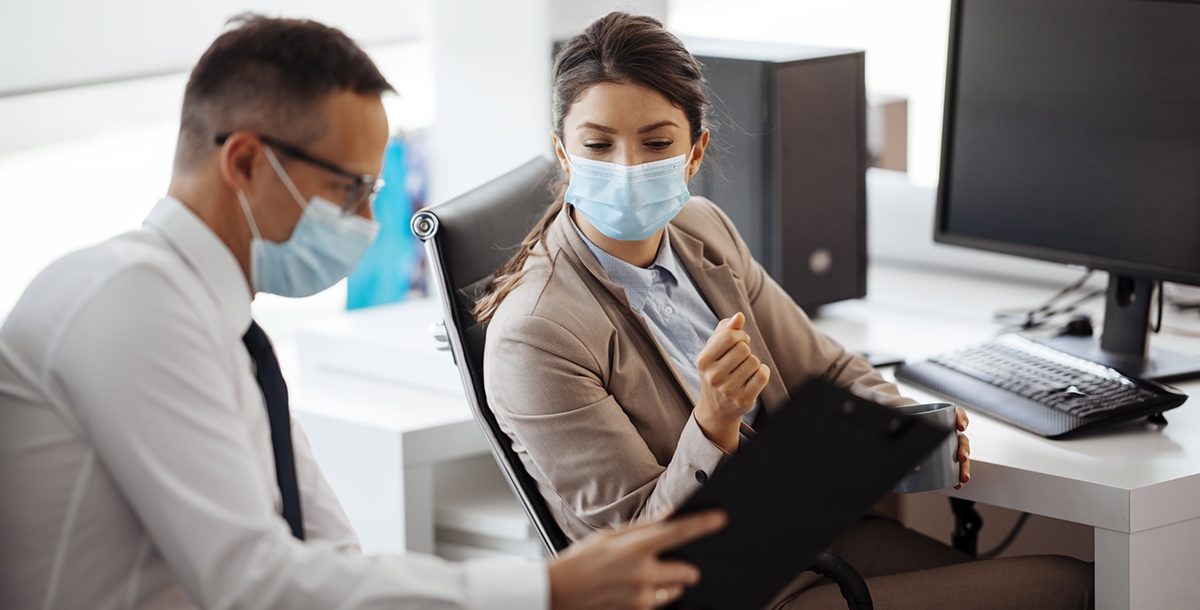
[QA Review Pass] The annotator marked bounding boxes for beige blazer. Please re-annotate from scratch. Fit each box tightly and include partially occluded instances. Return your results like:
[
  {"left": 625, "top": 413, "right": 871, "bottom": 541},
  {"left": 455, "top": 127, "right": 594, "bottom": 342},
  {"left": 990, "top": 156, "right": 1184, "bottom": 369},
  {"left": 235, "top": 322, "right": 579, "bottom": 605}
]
[{"left": 484, "top": 197, "right": 911, "bottom": 541}]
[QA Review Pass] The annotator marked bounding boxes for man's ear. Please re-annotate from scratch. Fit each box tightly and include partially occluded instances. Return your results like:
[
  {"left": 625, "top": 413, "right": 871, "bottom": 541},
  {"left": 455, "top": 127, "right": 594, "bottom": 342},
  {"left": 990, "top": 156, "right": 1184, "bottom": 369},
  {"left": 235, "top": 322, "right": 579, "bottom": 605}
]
[
  {"left": 686, "top": 129, "right": 710, "bottom": 182},
  {"left": 551, "top": 132, "right": 569, "bottom": 175},
  {"left": 217, "top": 131, "right": 262, "bottom": 195}
]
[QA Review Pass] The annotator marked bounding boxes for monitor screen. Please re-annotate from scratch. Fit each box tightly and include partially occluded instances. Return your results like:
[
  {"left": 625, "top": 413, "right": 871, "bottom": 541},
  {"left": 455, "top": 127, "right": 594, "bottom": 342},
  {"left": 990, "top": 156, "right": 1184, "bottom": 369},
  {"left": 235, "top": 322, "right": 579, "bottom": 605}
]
[{"left": 938, "top": 0, "right": 1200, "bottom": 286}]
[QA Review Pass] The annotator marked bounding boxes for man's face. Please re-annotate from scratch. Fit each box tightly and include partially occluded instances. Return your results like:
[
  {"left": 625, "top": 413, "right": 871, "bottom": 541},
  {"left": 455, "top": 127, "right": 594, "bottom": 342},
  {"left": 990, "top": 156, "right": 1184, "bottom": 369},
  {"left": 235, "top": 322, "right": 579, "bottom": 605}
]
[{"left": 243, "top": 90, "right": 390, "bottom": 243}]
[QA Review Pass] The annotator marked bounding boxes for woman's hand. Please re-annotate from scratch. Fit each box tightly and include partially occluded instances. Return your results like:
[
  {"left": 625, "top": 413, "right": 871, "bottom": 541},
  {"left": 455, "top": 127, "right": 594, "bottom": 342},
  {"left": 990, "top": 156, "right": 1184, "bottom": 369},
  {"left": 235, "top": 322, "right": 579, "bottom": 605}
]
[
  {"left": 694, "top": 312, "right": 771, "bottom": 453},
  {"left": 547, "top": 511, "right": 727, "bottom": 610},
  {"left": 954, "top": 406, "right": 971, "bottom": 489}
]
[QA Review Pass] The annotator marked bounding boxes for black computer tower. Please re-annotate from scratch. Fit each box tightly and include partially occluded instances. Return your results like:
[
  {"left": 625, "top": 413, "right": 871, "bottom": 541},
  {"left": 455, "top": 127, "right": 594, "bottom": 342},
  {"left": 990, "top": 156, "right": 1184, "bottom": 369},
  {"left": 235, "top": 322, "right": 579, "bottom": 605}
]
[{"left": 687, "top": 39, "right": 868, "bottom": 312}]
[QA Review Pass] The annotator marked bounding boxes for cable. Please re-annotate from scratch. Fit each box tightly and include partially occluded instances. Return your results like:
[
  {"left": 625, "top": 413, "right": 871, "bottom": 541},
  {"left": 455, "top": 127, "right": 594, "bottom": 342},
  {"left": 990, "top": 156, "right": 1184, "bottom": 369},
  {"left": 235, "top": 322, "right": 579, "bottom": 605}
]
[
  {"left": 977, "top": 512, "right": 1032, "bottom": 560},
  {"left": 993, "top": 270, "right": 1098, "bottom": 331},
  {"left": 994, "top": 286, "right": 1105, "bottom": 334},
  {"left": 1152, "top": 280, "right": 1164, "bottom": 334}
]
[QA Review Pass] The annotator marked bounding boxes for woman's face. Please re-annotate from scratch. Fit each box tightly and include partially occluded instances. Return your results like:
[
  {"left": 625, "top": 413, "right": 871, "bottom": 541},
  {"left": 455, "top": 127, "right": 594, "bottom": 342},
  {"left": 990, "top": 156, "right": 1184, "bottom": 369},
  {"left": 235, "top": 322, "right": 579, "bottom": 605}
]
[{"left": 554, "top": 81, "right": 708, "bottom": 179}]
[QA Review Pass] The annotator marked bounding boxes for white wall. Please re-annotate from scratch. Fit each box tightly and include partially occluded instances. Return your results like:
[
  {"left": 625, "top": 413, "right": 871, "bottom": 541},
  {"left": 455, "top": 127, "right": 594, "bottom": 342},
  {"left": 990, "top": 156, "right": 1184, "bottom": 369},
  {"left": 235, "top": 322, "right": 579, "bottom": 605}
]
[
  {"left": 426, "top": 0, "right": 552, "bottom": 206},
  {"left": 668, "top": 0, "right": 952, "bottom": 188},
  {"left": 549, "top": 0, "right": 668, "bottom": 40},
  {"left": 0, "top": 1, "right": 422, "bottom": 96},
  {"left": 0, "top": 2, "right": 426, "bottom": 157}
]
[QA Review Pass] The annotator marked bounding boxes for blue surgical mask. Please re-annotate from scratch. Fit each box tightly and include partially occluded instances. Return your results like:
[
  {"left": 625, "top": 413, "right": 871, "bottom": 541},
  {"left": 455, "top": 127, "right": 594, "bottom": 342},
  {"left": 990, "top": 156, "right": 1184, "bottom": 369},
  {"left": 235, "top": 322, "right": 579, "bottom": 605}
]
[
  {"left": 564, "top": 151, "right": 693, "bottom": 241},
  {"left": 236, "top": 147, "right": 380, "bottom": 297}
]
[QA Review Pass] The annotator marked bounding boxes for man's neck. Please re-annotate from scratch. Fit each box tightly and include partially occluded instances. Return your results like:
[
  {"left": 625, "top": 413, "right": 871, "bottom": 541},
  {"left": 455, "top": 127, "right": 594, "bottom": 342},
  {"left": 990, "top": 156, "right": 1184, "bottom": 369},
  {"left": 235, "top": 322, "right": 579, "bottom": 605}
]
[{"left": 167, "top": 176, "right": 254, "bottom": 297}]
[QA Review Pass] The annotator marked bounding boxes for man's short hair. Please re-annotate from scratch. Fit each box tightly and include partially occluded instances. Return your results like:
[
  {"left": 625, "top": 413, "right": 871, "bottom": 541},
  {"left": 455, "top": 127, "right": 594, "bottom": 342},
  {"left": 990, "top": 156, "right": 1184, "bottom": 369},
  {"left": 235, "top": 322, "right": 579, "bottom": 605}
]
[{"left": 174, "top": 14, "right": 395, "bottom": 170}]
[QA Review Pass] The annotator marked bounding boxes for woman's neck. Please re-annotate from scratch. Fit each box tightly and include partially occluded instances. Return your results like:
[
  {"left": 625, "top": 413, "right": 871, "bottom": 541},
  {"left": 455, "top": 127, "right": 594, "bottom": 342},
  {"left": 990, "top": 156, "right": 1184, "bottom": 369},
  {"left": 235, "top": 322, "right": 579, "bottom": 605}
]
[{"left": 570, "top": 207, "right": 663, "bottom": 268}]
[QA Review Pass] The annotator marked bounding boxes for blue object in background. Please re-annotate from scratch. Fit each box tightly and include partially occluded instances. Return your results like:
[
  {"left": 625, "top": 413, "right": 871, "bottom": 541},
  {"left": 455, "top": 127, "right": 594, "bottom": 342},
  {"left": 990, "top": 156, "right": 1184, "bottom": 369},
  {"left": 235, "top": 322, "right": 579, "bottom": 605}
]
[{"left": 346, "top": 135, "right": 426, "bottom": 310}]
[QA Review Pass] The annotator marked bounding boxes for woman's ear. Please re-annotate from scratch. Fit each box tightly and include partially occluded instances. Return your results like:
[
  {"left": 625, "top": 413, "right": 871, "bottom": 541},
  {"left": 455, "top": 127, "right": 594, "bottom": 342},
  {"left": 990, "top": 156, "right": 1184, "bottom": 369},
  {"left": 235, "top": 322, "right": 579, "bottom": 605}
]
[
  {"left": 551, "top": 132, "right": 569, "bottom": 175},
  {"left": 686, "top": 129, "right": 711, "bottom": 181}
]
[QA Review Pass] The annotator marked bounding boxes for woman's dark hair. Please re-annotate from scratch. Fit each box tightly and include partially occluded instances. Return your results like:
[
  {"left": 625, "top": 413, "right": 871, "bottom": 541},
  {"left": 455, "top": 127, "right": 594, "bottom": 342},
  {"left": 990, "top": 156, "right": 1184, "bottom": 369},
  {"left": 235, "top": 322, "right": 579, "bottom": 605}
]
[{"left": 473, "top": 11, "right": 711, "bottom": 323}]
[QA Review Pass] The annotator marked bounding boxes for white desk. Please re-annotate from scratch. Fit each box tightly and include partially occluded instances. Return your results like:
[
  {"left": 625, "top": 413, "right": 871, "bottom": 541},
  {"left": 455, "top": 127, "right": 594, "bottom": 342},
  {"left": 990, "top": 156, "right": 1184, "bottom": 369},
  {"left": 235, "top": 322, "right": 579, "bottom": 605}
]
[
  {"left": 288, "top": 264, "right": 1200, "bottom": 608},
  {"left": 286, "top": 298, "right": 489, "bottom": 555},
  {"left": 815, "top": 263, "right": 1200, "bottom": 610}
]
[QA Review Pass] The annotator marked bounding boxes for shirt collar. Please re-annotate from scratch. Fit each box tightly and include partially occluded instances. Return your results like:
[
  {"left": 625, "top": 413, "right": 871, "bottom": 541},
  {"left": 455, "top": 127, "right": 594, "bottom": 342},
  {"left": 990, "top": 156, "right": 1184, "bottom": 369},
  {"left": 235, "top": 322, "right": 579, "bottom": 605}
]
[
  {"left": 142, "top": 197, "right": 253, "bottom": 337},
  {"left": 568, "top": 210, "right": 682, "bottom": 311}
]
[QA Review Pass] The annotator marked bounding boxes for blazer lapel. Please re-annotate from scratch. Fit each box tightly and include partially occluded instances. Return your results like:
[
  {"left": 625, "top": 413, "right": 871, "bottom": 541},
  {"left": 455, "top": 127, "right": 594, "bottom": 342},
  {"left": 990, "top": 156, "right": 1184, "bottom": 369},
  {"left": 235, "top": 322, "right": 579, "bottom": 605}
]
[
  {"left": 548, "top": 209, "right": 699, "bottom": 408},
  {"left": 670, "top": 228, "right": 791, "bottom": 415}
]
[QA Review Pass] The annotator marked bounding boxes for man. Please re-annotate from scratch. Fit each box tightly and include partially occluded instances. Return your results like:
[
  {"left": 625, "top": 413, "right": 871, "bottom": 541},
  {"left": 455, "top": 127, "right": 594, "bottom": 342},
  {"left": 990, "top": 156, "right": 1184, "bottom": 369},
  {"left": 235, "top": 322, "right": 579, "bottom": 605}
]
[{"left": 0, "top": 15, "right": 722, "bottom": 610}]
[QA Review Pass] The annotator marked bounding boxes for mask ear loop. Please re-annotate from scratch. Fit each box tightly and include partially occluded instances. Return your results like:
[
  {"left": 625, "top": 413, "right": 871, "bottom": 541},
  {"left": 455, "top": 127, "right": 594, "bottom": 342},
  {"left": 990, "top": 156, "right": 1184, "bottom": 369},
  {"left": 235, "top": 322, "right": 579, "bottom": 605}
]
[
  {"left": 556, "top": 140, "right": 573, "bottom": 174},
  {"left": 683, "top": 144, "right": 698, "bottom": 178},
  {"left": 262, "top": 146, "right": 310, "bottom": 211},
  {"left": 236, "top": 190, "right": 263, "bottom": 241}
]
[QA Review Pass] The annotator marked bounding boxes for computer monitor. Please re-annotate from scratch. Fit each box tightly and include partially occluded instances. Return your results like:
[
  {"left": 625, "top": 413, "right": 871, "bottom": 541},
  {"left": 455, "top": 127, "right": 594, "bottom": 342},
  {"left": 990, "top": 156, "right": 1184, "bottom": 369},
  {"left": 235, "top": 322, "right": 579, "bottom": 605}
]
[{"left": 937, "top": 0, "right": 1200, "bottom": 380}]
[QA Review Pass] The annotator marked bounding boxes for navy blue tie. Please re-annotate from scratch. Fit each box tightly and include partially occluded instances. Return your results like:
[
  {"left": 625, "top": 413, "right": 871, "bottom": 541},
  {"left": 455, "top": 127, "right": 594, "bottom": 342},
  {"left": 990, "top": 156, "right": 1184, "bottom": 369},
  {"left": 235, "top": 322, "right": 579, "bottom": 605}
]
[{"left": 242, "top": 321, "right": 305, "bottom": 540}]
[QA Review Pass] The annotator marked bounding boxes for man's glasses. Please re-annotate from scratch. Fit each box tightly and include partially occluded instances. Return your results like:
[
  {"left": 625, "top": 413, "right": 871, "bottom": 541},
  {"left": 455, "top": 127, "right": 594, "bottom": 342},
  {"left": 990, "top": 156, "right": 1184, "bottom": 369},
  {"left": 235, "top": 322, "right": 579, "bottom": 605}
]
[{"left": 215, "top": 132, "right": 383, "bottom": 215}]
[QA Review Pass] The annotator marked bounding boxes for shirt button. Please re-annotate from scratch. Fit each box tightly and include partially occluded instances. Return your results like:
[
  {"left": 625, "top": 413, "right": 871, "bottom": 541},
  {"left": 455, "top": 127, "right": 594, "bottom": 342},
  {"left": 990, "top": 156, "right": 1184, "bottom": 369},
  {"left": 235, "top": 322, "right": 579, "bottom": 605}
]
[
  {"left": 695, "top": 470, "right": 708, "bottom": 484},
  {"left": 664, "top": 305, "right": 675, "bottom": 316}
]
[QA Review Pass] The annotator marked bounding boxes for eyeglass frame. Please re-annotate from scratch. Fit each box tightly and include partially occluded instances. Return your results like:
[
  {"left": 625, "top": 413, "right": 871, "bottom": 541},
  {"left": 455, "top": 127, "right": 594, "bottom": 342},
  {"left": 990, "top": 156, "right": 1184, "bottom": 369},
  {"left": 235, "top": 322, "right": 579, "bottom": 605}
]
[{"left": 214, "top": 131, "right": 384, "bottom": 215}]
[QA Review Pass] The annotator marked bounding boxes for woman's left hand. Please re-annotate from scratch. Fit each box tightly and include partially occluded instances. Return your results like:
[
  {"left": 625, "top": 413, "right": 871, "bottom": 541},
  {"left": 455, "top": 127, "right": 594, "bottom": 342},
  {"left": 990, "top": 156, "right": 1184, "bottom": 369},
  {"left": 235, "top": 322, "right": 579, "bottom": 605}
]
[{"left": 954, "top": 406, "right": 971, "bottom": 489}]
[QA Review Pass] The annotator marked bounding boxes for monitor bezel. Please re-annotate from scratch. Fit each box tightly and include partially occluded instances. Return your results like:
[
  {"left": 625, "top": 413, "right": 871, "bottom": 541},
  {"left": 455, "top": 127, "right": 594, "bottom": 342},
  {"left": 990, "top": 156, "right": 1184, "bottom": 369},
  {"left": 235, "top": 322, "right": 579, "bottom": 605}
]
[{"left": 934, "top": 0, "right": 1200, "bottom": 288}]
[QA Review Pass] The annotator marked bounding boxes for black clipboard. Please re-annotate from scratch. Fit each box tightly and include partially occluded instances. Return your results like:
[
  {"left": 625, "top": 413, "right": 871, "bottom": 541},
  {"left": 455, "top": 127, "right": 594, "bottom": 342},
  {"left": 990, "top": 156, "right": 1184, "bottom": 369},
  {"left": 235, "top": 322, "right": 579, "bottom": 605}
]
[{"left": 664, "top": 379, "right": 952, "bottom": 610}]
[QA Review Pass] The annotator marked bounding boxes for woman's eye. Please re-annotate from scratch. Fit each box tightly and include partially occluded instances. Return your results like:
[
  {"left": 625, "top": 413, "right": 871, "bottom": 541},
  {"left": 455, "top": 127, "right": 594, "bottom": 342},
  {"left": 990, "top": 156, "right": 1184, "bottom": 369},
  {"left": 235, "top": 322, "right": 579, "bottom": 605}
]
[
  {"left": 646, "top": 140, "right": 673, "bottom": 149},
  {"left": 583, "top": 142, "right": 610, "bottom": 150}
]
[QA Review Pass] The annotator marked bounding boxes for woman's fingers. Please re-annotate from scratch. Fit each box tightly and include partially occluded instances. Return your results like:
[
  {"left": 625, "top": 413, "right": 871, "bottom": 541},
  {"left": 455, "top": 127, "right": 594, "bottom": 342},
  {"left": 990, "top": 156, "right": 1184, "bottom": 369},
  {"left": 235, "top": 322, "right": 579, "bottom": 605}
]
[
  {"left": 741, "top": 364, "right": 771, "bottom": 396},
  {"left": 711, "top": 342, "right": 754, "bottom": 379},
  {"left": 696, "top": 329, "right": 752, "bottom": 369},
  {"left": 956, "top": 432, "right": 971, "bottom": 488},
  {"left": 721, "top": 353, "right": 760, "bottom": 387}
]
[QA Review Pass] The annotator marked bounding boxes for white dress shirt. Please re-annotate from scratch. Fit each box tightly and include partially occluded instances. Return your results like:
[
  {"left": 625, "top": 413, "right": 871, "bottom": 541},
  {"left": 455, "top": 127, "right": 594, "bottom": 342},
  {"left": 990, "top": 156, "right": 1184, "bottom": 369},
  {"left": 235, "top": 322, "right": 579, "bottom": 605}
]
[{"left": 0, "top": 197, "right": 547, "bottom": 610}]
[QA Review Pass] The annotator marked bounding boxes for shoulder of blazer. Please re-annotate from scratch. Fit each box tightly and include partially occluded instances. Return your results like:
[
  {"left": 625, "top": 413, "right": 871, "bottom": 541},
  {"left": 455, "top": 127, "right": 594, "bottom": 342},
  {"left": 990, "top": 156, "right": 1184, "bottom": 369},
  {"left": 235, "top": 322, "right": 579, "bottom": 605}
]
[{"left": 485, "top": 243, "right": 614, "bottom": 350}]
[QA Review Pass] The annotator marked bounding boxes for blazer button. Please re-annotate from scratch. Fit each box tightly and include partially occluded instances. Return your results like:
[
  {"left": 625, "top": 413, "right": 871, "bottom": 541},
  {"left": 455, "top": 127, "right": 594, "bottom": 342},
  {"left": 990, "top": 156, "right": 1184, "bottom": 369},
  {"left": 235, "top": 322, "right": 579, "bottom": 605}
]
[{"left": 695, "top": 470, "right": 708, "bottom": 484}]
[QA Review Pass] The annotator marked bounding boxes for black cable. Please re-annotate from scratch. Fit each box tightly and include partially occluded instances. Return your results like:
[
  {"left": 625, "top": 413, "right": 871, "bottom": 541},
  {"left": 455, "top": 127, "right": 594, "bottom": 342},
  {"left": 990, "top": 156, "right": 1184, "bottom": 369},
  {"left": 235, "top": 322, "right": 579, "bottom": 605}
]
[
  {"left": 994, "top": 270, "right": 1095, "bottom": 330},
  {"left": 978, "top": 512, "right": 1031, "bottom": 560},
  {"left": 995, "top": 286, "right": 1105, "bottom": 334},
  {"left": 1153, "top": 280, "right": 1164, "bottom": 334}
]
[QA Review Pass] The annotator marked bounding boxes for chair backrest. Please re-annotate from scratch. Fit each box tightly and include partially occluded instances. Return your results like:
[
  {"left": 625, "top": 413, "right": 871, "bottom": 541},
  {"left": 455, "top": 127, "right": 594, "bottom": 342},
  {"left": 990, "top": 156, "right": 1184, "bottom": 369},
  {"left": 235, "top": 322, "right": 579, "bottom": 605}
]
[{"left": 411, "top": 156, "right": 571, "bottom": 555}]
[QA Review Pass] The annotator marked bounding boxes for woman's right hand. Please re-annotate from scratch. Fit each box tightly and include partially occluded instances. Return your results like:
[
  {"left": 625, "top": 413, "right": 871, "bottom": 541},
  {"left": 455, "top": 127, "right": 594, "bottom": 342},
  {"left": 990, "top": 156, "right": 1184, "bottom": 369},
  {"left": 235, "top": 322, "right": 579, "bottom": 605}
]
[
  {"left": 693, "top": 312, "right": 771, "bottom": 452},
  {"left": 547, "top": 511, "right": 727, "bottom": 610}
]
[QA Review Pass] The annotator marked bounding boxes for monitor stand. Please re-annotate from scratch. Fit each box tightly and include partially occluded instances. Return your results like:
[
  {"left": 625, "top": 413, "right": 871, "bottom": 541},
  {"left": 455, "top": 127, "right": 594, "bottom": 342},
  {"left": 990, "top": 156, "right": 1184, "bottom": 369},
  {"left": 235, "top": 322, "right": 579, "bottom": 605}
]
[{"left": 1040, "top": 274, "right": 1200, "bottom": 382}]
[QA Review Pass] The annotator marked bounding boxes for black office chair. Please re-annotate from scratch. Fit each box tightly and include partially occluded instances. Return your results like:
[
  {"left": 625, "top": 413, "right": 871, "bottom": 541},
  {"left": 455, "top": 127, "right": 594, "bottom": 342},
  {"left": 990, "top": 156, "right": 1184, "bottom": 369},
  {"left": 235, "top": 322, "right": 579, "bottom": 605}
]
[
  {"left": 413, "top": 156, "right": 872, "bottom": 609},
  {"left": 412, "top": 156, "right": 572, "bottom": 554}
]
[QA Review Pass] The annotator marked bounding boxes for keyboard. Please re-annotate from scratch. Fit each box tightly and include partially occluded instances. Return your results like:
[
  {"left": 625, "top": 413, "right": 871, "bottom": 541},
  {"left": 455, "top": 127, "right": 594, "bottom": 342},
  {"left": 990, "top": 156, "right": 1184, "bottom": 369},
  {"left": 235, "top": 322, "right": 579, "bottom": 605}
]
[{"left": 895, "top": 334, "right": 1188, "bottom": 438}]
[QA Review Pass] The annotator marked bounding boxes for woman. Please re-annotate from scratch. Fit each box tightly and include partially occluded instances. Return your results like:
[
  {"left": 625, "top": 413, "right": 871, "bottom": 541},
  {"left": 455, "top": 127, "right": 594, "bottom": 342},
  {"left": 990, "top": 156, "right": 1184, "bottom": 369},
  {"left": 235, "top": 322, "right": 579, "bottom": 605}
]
[{"left": 481, "top": 12, "right": 1092, "bottom": 609}]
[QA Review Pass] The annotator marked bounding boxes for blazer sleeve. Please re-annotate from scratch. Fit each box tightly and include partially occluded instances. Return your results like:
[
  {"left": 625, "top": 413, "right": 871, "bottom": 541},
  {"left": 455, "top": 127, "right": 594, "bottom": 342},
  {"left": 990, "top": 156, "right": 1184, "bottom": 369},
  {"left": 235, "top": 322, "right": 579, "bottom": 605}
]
[
  {"left": 486, "top": 314, "right": 726, "bottom": 540},
  {"left": 703, "top": 200, "right": 914, "bottom": 408}
]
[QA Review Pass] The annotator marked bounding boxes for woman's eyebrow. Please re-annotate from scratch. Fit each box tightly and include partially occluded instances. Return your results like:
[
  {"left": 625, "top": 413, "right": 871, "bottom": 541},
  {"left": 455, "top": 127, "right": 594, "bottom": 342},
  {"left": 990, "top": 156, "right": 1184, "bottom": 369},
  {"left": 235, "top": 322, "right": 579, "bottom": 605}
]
[
  {"left": 638, "top": 120, "right": 679, "bottom": 133},
  {"left": 576, "top": 120, "right": 680, "bottom": 134},
  {"left": 578, "top": 122, "right": 617, "bottom": 134}
]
